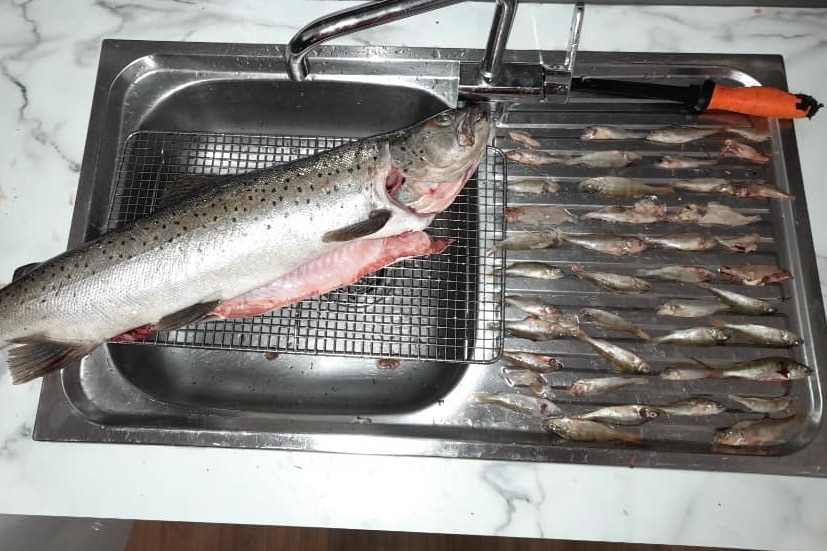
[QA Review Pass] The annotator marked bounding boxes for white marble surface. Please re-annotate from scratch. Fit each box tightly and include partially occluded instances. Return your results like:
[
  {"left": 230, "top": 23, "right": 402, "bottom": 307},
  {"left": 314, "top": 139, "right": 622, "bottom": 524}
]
[{"left": 1, "top": 1, "right": 827, "bottom": 549}]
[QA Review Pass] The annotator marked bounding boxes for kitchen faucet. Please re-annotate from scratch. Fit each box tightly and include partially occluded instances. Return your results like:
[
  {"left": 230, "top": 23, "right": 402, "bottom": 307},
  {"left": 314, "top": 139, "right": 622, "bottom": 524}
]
[{"left": 286, "top": 0, "right": 518, "bottom": 84}]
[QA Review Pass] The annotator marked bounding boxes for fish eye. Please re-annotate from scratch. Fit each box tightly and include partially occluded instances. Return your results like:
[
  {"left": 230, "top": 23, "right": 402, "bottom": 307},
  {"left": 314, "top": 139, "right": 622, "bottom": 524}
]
[{"left": 435, "top": 112, "right": 455, "bottom": 126}]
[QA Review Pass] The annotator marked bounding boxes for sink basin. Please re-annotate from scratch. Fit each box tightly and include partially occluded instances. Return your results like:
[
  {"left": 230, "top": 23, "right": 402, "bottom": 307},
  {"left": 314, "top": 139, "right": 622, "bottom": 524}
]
[{"left": 36, "top": 42, "right": 827, "bottom": 477}]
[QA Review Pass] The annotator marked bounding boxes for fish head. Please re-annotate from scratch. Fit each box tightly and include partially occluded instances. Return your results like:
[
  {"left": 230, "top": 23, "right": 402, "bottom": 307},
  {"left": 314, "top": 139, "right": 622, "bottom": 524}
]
[
  {"left": 714, "top": 428, "right": 748, "bottom": 447},
  {"left": 388, "top": 106, "right": 490, "bottom": 214},
  {"left": 640, "top": 406, "right": 661, "bottom": 420},
  {"left": 711, "top": 328, "right": 731, "bottom": 343}
]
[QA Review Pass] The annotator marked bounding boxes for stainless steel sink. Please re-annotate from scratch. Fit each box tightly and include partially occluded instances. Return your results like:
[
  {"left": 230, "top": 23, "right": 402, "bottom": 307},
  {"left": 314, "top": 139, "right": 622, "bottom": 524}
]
[{"left": 36, "top": 41, "right": 827, "bottom": 476}]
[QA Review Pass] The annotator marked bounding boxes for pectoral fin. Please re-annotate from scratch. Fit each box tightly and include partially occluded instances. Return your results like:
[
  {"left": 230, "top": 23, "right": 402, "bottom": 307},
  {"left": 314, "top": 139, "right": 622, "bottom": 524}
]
[
  {"left": 322, "top": 209, "right": 392, "bottom": 243},
  {"left": 8, "top": 340, "right": 98, "bottom": 384},
  {"left": 156, "top": 300, "right": 221, "bottom": 331}
]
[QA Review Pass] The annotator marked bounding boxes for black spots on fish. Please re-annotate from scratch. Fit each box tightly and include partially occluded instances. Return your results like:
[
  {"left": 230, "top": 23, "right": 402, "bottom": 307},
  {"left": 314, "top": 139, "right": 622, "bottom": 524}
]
[
  {"left": 231, "top": 217, "right": 237, "bottom": 223},
  {"left": 297, "top": 187, "right": 302, "bottom": 193},
  {"left": 283, "top": 185, "right": 289, "bottom": 191},
  {"left": 213, "top": 216, "right": 218, "bottom": 222},
  {"left": 400, "top": 146, "right": 406, "bottom": 152},
  {"left": 266, "top": 224, "right": 272, "bottom": 230}
]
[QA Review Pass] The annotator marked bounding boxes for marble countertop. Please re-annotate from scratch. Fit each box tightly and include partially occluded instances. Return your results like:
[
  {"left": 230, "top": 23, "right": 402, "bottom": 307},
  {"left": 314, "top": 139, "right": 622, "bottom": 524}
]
[{"left": 2, "top": 1, "right": 827, "bottom": 549}]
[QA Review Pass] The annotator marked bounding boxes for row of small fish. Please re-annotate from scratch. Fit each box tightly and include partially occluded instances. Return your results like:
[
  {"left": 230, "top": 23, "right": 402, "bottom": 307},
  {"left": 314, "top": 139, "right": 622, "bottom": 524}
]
[
  {"left": 505, "top": 140, "right": 771, "bottom": 168},
  {"left": 578, "top": 176, "right": 792, "bottom": 200},
  {"left": 544, "top": 412, "right": 805, "bottom": 448},
  {"left": 506, "top": 176, "right": 792, "bottom": 200},
  {"left": 494, "top": 262, "right": 792, "bottom": 287},
  {"left": 507, "top": 200, "right": 762, "bottom": 228},
  {"left": 578, "top": 125, "right": 770, "bottom": 144},
  {"left": 492, "top": 230, "right": 766, "bottom": 256},
  {"left": 581, "top": 199, "right": 761, "bottom": 227}
]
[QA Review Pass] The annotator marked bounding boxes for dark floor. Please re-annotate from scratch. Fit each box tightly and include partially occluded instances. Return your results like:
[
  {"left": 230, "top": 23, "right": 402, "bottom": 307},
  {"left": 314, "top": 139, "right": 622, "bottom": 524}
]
[{"left": 125, "top": 522, "right": 744, "bottom": 551}]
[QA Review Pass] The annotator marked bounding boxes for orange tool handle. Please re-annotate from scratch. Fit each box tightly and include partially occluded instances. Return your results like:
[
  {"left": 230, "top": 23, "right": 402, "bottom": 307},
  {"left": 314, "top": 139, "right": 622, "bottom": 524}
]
[{"left": 705, "top": 82, "right": 822, "bottom": 119}]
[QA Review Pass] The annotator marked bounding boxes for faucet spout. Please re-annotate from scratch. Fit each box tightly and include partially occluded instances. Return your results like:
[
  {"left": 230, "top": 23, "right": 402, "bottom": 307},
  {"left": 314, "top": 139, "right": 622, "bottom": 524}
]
[{"left": 286, "top": 0, "right": 518, "bottom": 82}]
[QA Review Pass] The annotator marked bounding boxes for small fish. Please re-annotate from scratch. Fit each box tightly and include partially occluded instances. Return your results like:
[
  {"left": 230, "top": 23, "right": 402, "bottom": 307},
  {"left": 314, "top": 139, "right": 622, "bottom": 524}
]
[
  {"left": 573, "top": 329, "right": 650, "bottom": 374},
  {"left": 508, "top": 178, "right": 560, "bottom": 195},
  {"left": 647, "top": 326, "right": 730, "bottom": 346},
  {"left": 560, "top": 233, "right": 648, "bottom": 256},
  {"left": 579, "top": 308, "right": 650, "bottom": 340},
  {"left": 643, "top": 232, "right": 718, "bottom": 252},
  {"left": 730, "top": 182, "right": 794, "bottom": 200},
  {"left": 686, "top": 356, "right": 811, "bottom": 381},
  {"left": 502, "top": 368, "right": 552, "bottom": 396},
  {"left": 710, "top": 320, "right": 802, "bottom": 348},
  {"left": 576, "top": 404, "right": 660, "bottom": 426},
  {"left": 728, "top": 394, "right": 793, "bottom": 414},
  {"left": 492, "top": 262, "right": 564, "bottom": 281},
  {"left": 505, "top": 295, "right": 563, "bottom": 319},
  {"left": 472, "top": 392, "right": 562, "bottom": 418},
  {"left": 669, "top": 203, "right": 760, "bottom": 227},
  {"left": 725, "top": 127, "right": 772, "bottom": 143},
  {"left": 714, "top": 414, "right": 807, "bottom": 448},
  {"left": 490, "top": 232, "right": 562, "bottom": 252},
  {"left": 720, "top": 139, "right": 773, "bottom": 164},
  {"left": 578, "top": 177, "right": 673, "bottom": 198},
  {"left": 505, "top": 149, "right": 563, "bottom": 165},
  {"left": 582, "top": 198, "right": 666, "bottom": 224},
  {"left": 667, "top": 203, "right": 705, "bottom": 224},
  {"left": 646, "top": 125, "right": 724, "bottom": 144},
  {"left": 504, "top": 316, "right": 573, "bottom": 341},
  {"left": 565, "top": 150, "right": 641, "bottom": 168},
  {"left": 655, "top": 155, "right": 717, "bottom": 169},
  {"left": 636, "top": 266, "right": 716, "bottom": 284},
  {"left": 502, "top": 351, "right": 563, "bottom": 373},
  {"left": 506, "top": 205, "right": 578, "bottom": 226},
  {"left": 567, "top": 376, "right": 648, "bottom": 397},
  {"left": 719, "top": 264, "right": 793, "bottom": 286},
  {"left": 658, "top": 397, "right": 726, "bottom": 417},
  {"left": 581, "top": 126, "right": 646, "bottom": 141},
  {"left": 660, "top": 365, "right": 716, "bottom": 381},
  {"left": 656, "top": 299, "right": 729, "bottom": 318},
  {"left": 543, "top": 417, "right": 642, "bottom": 444},
  {"left": 507, "top": 130, "right": 541, "bottom": 149},
  {"left": 571, "top": 266, "right": 651, "bottom": 294},
  {"left": 696, "top": 202, "right": 760, "bottom": 227},
  {"left": 672, "top": 178, "right": 734, "bottom": 194},
  {"left": 696, "top": 283, "right": 776, "bottom": 315},
  {"left": 716, "top": 233, "right": 760, "bottom": 254}
]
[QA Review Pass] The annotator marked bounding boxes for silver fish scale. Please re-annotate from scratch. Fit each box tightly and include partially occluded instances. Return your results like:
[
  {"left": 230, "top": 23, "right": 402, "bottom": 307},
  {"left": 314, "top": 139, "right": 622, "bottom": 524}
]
[
  {"left": 97, "top": 131, "right": 505, "bottom": 361},
  {"left": 492, "top": 101, "right": 824, "bottom": 457}
]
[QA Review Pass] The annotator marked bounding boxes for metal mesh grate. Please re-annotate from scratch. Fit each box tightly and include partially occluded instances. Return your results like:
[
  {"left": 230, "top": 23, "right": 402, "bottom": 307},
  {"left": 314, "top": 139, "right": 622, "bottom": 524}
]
[{"left": 108, "top": 131, "right": 505, "bottom": 362}]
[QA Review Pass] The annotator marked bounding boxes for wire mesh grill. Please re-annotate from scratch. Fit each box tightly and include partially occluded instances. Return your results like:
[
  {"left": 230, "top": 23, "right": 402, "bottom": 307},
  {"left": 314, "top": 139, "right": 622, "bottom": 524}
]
[{"left": 108, "top": 131, "right": 505, "bottom": 362}]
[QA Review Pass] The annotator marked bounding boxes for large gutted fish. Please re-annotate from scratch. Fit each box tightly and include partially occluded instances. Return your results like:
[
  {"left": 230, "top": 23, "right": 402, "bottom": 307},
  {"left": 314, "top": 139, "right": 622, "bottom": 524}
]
[{"left": 1, "top": 107, "right": 491, "bottom": 383}]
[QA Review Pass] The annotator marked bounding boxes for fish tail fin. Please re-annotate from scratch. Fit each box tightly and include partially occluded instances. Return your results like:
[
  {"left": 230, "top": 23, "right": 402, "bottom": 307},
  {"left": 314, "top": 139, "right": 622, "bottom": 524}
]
[
  {"left": 709, "top": 318, "right": 727, "bottom": 329},
  {"left": 643, "top": 338, "right": 660, "bottom": 349},
  {"left": 689, "top": 356, "right": 719, "bottom": 377},
  {"left": 7, "top": 341, "right": 98, "bottom": 384},
  {"left": 635, "top": 329, "right": 652, "bottom": 341}
]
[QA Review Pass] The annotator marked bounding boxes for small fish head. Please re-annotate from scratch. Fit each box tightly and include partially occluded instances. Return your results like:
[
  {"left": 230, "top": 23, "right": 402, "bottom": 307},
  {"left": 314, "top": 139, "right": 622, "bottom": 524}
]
[
  {"left": 640, "top": 407, "right": 661, "bottom": 420},
  {"left": 389, "top": 106, "right": 490, "bottom": 214},
  {"left": 714, "top": 429, "right": 747, "bottom": 447},
  {"left": 711, "top": 328, "right": 731, "bottom": 344},
  {"left": 787, "top": 335, "right": 805, "bottom": 347}
]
